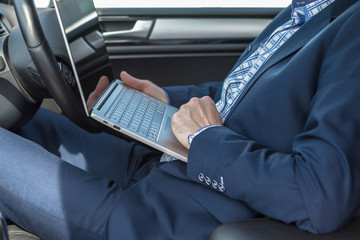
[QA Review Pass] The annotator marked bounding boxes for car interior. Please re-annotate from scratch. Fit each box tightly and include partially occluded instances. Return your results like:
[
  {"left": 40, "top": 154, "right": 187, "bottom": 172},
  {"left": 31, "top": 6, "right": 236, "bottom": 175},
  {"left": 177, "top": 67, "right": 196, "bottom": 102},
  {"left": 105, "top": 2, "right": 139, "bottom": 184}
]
[{"left": 0, "top": 0, "right": 359, "bottom": 239}]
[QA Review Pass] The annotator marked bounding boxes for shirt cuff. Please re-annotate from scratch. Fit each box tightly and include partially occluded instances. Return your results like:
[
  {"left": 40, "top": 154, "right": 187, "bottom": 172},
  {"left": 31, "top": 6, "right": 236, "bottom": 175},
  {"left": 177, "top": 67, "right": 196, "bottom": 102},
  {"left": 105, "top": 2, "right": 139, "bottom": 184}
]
[{"left": 188, "top": 125, "right": 221, "bottom": 146}]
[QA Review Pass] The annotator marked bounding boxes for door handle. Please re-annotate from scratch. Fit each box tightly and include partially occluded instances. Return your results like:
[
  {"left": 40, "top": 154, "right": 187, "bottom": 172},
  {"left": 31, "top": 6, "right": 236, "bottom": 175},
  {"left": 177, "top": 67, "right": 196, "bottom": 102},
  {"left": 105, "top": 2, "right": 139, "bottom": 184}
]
[{"left": 103, "top": 20, "right": 153, "bottom": 39}]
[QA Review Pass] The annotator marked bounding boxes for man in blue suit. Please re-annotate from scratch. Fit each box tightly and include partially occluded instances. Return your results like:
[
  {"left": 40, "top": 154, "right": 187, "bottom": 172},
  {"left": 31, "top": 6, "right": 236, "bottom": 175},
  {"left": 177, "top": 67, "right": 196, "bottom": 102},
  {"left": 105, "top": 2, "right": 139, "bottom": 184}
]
[{"left": 1, "top": 0, "right": 360, "bottom": 239}]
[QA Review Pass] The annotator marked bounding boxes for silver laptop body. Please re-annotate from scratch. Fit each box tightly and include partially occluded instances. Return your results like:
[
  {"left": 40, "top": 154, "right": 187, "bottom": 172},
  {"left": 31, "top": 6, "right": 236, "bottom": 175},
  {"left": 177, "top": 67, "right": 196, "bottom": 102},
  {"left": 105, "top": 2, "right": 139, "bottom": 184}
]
[{"left": 53, "top": 0, "right": 188, "bottom": 161}]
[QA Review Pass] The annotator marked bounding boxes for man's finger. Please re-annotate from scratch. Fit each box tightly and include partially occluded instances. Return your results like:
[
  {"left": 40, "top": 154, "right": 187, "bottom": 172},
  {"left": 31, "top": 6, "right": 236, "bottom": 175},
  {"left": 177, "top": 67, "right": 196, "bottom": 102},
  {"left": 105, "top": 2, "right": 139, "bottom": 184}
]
[
  {"left": 87, "top": 76, "right": 109, "bottom": 109},
  {"left": 95, "top": 76, "right": 110, "bottom": 95},
  {"left": 120, "top": 71, "right": 147, "bottom": 91}
]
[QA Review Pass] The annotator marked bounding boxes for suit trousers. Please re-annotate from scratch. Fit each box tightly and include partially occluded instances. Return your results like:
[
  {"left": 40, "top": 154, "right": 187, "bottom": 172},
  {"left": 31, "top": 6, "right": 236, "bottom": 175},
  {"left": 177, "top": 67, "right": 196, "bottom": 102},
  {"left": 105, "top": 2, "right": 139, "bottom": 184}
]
[
  {"left": 0, "top": 109, "right": 235, "bottom": 240},
  {"left": 0, "top": 109, "right": 163, "bottom": 239}
]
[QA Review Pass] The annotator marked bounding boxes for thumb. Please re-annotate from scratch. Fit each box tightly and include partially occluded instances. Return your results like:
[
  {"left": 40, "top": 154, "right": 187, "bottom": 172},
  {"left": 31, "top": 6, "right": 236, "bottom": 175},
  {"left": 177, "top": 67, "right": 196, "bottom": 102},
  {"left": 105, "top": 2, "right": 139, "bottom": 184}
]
[{"left": 120, "top": 71, "right": 148, "bottom": 91}]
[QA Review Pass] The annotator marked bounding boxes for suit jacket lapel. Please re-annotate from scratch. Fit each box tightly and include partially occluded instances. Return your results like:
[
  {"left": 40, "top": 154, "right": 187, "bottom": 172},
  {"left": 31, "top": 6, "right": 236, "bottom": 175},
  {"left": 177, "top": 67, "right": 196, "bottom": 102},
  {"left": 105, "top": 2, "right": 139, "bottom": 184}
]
[{"left": 224, "top": 0, "right": 357, "bottom": 123}]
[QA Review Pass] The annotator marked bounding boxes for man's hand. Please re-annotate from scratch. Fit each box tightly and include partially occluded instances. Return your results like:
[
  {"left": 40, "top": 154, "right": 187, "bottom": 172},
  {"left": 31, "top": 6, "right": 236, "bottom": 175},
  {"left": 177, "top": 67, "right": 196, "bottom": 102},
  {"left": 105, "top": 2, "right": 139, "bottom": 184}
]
[
  {"left": 120, "top": 71, "right": 168, "bottom": 104},
  {"left": 87, "top": 71, "right": 167, "bottom": 109},
  {"left": 171, "top": 96, "right": 223, "bottom": 149},
  {"left": 87, "top": 75, "right": 109, "bottom": 110}
]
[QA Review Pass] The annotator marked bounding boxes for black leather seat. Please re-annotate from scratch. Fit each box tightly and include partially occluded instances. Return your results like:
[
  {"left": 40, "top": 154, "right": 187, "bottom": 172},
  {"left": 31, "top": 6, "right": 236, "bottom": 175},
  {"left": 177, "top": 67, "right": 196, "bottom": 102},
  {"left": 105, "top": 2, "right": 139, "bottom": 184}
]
[{"left": 209, "top": 212, "right": 360, "bottom": 240}]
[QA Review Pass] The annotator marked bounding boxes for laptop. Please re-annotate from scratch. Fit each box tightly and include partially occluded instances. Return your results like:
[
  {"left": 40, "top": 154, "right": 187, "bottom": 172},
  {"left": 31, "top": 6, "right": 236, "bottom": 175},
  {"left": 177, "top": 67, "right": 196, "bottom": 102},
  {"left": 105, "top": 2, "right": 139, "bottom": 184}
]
[{"left": 52, "top": 0, "right": 188, "bottom": 161}]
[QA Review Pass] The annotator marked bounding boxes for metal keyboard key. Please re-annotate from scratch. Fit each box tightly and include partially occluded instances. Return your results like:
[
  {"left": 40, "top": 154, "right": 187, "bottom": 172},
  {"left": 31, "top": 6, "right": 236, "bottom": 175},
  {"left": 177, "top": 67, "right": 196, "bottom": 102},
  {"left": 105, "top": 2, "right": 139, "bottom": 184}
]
[{"left": 105, "top": 87, "right": 166, "bottom": 141}]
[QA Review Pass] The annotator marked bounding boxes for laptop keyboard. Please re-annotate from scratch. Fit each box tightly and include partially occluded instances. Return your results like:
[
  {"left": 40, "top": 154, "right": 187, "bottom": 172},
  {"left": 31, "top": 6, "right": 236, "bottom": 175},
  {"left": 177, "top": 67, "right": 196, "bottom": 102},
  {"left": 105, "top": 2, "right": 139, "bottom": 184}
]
[{"left": 105, "top": 87, "right": 166, "bottom": 141}]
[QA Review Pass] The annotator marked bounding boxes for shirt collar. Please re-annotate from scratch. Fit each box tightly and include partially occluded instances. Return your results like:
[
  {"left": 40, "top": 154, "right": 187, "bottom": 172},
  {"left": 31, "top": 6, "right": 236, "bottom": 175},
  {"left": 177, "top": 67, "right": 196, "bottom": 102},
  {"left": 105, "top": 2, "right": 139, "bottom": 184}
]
[{"left": 291, "top": 0, "right": 335, "bottom": 24}]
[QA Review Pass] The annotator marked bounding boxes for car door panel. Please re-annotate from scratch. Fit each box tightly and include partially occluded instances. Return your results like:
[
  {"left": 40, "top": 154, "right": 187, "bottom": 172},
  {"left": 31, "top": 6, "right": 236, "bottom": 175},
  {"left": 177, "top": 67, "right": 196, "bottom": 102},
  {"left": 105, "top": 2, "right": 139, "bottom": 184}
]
[{"left": 96, "top": 7, "right": 282, "bottom": 87}]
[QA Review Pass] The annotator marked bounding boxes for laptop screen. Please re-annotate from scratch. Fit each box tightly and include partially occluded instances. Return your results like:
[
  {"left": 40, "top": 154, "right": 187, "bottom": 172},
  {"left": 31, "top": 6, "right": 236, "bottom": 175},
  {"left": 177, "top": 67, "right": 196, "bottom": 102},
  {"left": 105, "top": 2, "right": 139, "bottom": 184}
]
[{"left": 53, "top": 0, "right": 114, "bottom": 115}]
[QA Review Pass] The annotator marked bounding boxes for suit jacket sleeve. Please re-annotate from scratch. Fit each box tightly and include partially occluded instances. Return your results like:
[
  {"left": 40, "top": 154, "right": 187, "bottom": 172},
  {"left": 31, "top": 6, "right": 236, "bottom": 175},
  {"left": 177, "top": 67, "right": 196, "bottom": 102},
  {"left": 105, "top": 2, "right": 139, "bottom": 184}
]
[
  {"left": 187, "top": 6, "right": 360, "bottom": 235},
  {"left": 163, "top": 82, "right": 222, "bottom": 108}
]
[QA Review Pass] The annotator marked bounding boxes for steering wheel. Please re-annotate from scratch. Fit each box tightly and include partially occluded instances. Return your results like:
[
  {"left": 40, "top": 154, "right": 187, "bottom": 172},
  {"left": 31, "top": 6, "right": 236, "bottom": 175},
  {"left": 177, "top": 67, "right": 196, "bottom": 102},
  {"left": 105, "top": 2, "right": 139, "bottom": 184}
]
[{"left": 12, "top": 0, "right": 103, "bottom": 132}]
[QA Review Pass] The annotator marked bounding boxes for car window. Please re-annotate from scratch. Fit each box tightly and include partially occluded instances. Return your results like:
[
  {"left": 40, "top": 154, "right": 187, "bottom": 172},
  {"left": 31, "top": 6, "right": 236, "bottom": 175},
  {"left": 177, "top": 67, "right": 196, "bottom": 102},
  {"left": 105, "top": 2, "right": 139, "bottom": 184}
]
[
  {"left": 93, "top": 0, "right": 289, "bottom": 8},
  {"left": 34, "top": 0, "right": 51, "bottom": 8},
  {"left": 35, "top": 0, "right": 289, "bottom": 9}
]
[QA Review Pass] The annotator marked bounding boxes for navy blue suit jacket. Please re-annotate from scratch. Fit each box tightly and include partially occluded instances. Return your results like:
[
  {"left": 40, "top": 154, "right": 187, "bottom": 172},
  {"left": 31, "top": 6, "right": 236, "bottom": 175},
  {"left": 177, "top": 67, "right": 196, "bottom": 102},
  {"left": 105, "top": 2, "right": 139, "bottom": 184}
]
[{"left": 163, "top": 0, "right": 360, "bottom": 235}]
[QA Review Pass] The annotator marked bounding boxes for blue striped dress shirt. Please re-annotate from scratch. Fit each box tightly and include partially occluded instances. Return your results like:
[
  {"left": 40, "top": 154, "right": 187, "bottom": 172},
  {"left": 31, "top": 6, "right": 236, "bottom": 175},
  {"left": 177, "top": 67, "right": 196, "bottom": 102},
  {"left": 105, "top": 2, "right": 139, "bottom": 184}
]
[{"left": 215, "top": 0, "right": 335, "bottom": 121}]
